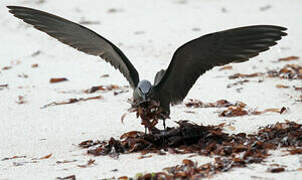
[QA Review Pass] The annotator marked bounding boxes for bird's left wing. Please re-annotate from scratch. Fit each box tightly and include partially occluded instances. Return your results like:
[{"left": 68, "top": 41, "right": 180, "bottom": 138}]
[
  {"left": 154, "top": 25, "right": 287, "bottom": 104},
  {"left": 7, "top": 6, "right": 139, "bottom": 88}
]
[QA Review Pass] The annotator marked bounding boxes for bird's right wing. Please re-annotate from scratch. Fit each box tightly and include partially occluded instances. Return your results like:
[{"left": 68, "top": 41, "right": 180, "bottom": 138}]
[
  {"left": 154, "top": 25, "right": 287, "bottom": 104},
  {"left": 7, "top": 6, "right": 139, "bottom": 88}
]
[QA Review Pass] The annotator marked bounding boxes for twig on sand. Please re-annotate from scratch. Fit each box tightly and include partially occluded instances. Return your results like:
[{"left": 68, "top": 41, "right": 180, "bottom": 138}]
[{"left": 41, "top": 95, "right": 103, "bottom": 109}]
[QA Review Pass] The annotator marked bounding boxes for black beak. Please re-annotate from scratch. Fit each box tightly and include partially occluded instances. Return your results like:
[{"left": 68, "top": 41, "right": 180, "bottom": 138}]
[{"left": 142, "top": 94, "right": 147, "bottom": 102}]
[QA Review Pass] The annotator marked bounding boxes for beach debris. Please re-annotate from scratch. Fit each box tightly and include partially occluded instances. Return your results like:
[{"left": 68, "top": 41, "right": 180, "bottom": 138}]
[
  {"left": 56, "top": 175, "right": 76, "bottom": 180},
  {"left": 2, "top": 66, "right": 12, "bottom": 70},
  {"left": 112, "top": 120, "right": 301, "bottom": 179},
  {"left": 77, "top": 159, "right": 95, "bottom": 168},
  {"left": 18, "top": 73, "right": 29, "bottom": 78},
  {"left": 280, "top": 106, "right": 287, "bottom": 114},
  {"left": 78, "top": 140, "right": 103, "bottom": 148},
  {"left": 227, "top": 79, "right": 250, "bottom": 88},
  {"left": 138, "top": 155, "right": 152, "bottom": 159},
  {"left": 1, "top": 155, "right": 26, "bottom": 161},
  {"left": 1, "top": 60, "right": 22, "bottom": 71},
  {"left": 31, "top": 153, "right": 52, "bottom": 160},
  {"left": 185, "top": 99, "right": 241, "bottom": 108},
  {"left": 276, "top": 84, "right": 290, "bottom": 89},
  {"left": 228, "top": 72, "right": 264, "bottom": 79},
  {"left": 118, "top": 177, "right": 128, "bottom": 180},
  {"left": 56, "top": 160, "right": 77, "bottom": 164},
  {"left": 0, "top": 84, "right": 8, "bottom": 90},
  {"left": 31, "top": 63, "right": 39, "bottom": 68},
  {"left": 267, "top": 64, "right": 302, "bottom": 80},
  {"left": 84, "top": 84, "right": 127, "bottom": 94},
  {"left": 50, "top": 77, "right": 68, "bottom": 83},
  {"left": 294, "top": 86, "right": 302, "bottom": 91},
  {"left": 41, "top": 95, "right": 103, "bottom": 108},
  {"left": 220, "top": 106, "right": 287, "bottom": 117},
  {"left": 0, "top": 84, "right": 8, "bottom": 88},
  {"left": 39, "top": 153, "right": 52, "bottom": 160},
  {"left": 288, "top": 148, "right": 302, "bottom": 155},
  {"left": 114, "top": 89, "right": 129, "bottom": 96},
  {"left": 219, "top": 106, "right": 248, "bottom": 117},
  {"left": 278, "top": 56, "right": 299, "bottom": 62},
  {"left": 268, "top": 167, "right": 285, "bottom": 173},
  {"left": 57, "top": 84, "right": 129, "bottom": 95},
  {"left": 80, "top": 121, "right": 302, "bottom": 159},
  {"left": 82, "top": 120, "right": 302, "bottom": 178},
  {"left": 100, "top": 74, "right": 109, "bottom": 78},
  {"left": 31, "top": 50, "right": 41, "bottom": 57},
  {"left": 226, "top": 62, "right": 301, "bottom": 90},
  {"left": 219, "top": 65, "right": 232, "bottom": 71},
  {"left": 16, "top": 95, "right": 27, "bottom": 104},
  {"left": 127, "top": 99, "right": 168, "bottom": 133},
  {"left": 185, "top": 99, "right": 286, "bottom": 117}
]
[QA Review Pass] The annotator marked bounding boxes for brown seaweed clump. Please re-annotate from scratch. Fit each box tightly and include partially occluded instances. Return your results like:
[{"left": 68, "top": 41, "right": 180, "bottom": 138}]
[
  {"left": 79, "top": 121, "right": 302, "bottom": 179},
  {"left": 267, "top": 64, "right": 302, "bottom": 80},
  {"left": 128, "top": 99, "right": 169, "bottom": 133}
]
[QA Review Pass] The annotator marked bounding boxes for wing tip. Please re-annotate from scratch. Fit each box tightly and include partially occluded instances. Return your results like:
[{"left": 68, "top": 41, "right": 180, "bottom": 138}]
[
  {"left": 258, "top": 25, "right": 288, "bottom": 37},
  {"left": 7, "top": 5, "right": 23, "bottom": 11},
  {"left": 7, "top": 6, "right": 15, "bottom": 14},
  {"left": 7, "top": 6, "right": 25, "bottom": 15},
  {"left": 279, "top": 26, "right": 288, "bottom": 31},
  {"left": 7, "top": 5, "right": 29, "bottom": 9},
  {"left": 276, "top": 26, "right": 288, "bottom": 37},
  {"left": 7, "top": 5, "right": 14, "bottom": 9},
  {"left": 267, "top": 25, "right": 288, "bottom": 37},
  {"left": 259, "top": 25, "right": 287, "bottom": 31},
  {"left": 7, "top": 6, "right": 38, "bottom": 16},
  {"left": 281, "top": 32, "right": 287, "bottom": 37}
]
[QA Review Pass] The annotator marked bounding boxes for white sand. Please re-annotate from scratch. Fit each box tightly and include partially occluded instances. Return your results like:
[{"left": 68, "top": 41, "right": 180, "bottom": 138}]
[{"left": 1, "top": 0, "right": 302, "bottom": 179}]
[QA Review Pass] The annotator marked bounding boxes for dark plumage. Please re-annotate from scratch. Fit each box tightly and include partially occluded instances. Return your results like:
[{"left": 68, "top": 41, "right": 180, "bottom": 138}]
[{"left": 8, "top": 6, "right": 287, "bottom": 131}]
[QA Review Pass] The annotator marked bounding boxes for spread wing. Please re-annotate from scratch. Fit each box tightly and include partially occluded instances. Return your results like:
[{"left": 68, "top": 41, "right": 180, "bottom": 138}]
[
  {"left": 7, "top": 6, "right": 139, "bottom": 88},
  {"left": 154, "top": 25, "right": 287, "bottom": 104}
]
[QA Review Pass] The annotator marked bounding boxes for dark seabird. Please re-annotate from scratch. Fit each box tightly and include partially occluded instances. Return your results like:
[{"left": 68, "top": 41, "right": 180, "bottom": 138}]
[{"left": 7, "top": 6, "right": 287, "bottom": 132}]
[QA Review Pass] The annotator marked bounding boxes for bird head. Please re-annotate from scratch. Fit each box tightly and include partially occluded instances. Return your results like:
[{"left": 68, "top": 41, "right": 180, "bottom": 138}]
[{"left": 133, "top": 80, "right": 152, "bottom": 106}]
